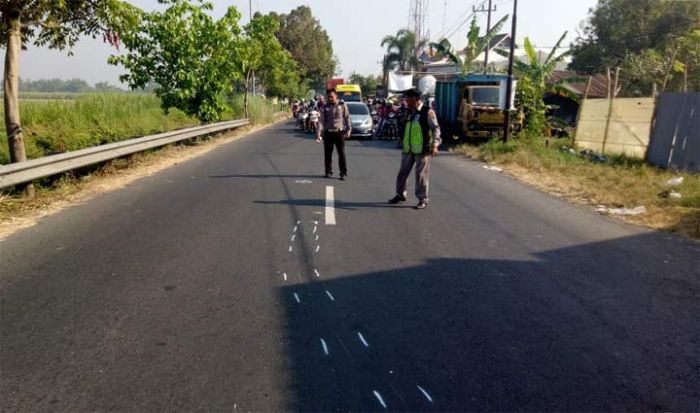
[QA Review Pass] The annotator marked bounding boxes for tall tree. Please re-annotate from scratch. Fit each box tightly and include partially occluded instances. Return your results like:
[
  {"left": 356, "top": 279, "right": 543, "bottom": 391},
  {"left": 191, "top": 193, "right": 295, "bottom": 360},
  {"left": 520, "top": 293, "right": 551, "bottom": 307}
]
[
  {"left": 0, "top": 0, "right": 139, "bottom": 195},
  {"left": 272, "top": 6, "right": 335, "bottom": 90},
  {"left": 110, "top": 0, "right": 243, "bottom": 123},
  {"left": 570, "top": 0, "right": 700, "bottom": 74},
  {"left": 381, "top": 29, "right": 426, "bottom": 73},
  {"left": 430, "top": 15, "right": 509, "bottom": 74}
]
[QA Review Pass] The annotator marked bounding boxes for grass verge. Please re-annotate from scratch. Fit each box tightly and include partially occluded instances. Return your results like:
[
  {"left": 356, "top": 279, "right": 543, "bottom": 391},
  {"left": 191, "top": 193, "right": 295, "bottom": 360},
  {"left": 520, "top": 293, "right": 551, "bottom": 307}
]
[{"left": 452, "top": 137, "right": 700, "bottom": 240}]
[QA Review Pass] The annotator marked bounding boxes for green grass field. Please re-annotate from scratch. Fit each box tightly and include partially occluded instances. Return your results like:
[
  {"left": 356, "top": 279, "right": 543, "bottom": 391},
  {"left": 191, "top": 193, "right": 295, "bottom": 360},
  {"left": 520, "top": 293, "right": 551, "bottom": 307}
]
[{"left": 0, "top": 93, "right": 281, "bottom": 164}]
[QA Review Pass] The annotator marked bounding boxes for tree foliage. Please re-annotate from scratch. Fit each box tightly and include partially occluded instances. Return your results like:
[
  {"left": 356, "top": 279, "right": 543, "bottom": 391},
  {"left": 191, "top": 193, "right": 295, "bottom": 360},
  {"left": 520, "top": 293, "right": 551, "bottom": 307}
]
[
  {"left": 381, "top": 29, "right": 426, "bottom": 73},
  {"left": 570, "top": 0, "right": 700, "bottom": 94},
  {"left": 430, "top": 15, "right": 509, "bottom": 74},
  {"left": 497, "top": 33, "right": 574, "bottom": 135},
  {"left": 271, "top": 6, "right": 336, "bottom": 89},
  {"left": 348, "top": 72, "right": 382, "bottom": 96},
  {"left": 110, "top": 0, "right": 243, "bottom": 122}
]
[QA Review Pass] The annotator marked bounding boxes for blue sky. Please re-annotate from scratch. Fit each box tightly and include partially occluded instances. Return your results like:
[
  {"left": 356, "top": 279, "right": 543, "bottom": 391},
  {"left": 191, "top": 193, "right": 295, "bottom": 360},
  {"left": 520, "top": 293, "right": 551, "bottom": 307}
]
[{"left": 19, "top": 0, "right": 597, "bottom": 86}]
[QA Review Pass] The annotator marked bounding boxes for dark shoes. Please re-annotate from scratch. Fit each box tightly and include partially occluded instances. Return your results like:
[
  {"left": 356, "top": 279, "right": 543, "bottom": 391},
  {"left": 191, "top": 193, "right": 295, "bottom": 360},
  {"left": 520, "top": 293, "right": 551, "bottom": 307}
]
[
  {"left": 339, "top": 175, "right": 346, "bottom": 181},
  {"left": 415, "top": 200, "right": 428, "bottom": 210},
  {"left": 324, "top": 173, "right": 332, "bottom": 178},
  {"left": 388, "top": 194, "right": 407, "bottom": 204}
]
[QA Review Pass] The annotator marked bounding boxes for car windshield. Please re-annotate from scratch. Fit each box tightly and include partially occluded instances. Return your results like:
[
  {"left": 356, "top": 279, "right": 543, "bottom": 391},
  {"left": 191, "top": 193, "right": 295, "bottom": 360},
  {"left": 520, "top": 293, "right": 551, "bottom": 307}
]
[
  {"left": 470, "top": 87, "right": 500, "bottom": 106},
  {"left": 348, "top": 103, "right": 369, "bottom": 115}
]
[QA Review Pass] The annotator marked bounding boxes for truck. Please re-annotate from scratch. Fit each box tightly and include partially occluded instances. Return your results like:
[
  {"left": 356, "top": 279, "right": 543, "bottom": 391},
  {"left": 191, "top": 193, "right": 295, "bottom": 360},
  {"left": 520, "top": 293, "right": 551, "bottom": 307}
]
[{"left": 435, "top": 74, "right": 520, "bottom": 140}]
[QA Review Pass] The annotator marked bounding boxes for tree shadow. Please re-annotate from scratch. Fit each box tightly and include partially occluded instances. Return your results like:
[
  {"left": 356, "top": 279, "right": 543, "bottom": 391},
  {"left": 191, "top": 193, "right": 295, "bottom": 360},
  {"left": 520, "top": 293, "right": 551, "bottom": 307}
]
[{"left": 278, "top": 233, "right": 699, "bottom": 412}]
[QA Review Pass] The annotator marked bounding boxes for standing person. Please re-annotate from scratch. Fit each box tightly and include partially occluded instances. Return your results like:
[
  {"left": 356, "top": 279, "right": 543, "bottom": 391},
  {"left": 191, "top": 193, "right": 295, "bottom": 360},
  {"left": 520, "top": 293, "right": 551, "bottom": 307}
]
[
  {"left": 388, "top": 88, "right": 441, "bottom": 210},
  {"left": 316, "top": 89, "right": 351, "bottom": 180}
]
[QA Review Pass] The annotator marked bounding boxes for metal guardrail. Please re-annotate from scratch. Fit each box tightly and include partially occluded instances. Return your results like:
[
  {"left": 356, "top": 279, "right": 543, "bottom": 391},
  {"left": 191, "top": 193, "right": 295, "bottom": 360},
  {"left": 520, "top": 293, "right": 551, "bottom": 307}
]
[{"left": 0, "top": 118, "right": 250, "bottom": 189}]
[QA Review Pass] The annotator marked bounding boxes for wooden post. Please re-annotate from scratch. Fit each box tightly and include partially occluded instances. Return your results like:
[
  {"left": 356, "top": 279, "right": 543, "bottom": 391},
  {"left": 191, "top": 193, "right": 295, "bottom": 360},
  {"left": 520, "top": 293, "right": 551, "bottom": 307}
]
[
  {"left": 602, "top": 67, "right": 620, "bottom": 154},
  {"left": 573, "top": 76, "right": 593, "bottom": 145}
]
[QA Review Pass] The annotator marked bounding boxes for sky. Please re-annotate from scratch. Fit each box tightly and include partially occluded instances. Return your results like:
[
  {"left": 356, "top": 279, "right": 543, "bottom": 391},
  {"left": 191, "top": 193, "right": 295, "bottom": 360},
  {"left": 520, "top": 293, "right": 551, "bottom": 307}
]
[{"left": 17, "top": 0, "right": 598, "bottom": 86}]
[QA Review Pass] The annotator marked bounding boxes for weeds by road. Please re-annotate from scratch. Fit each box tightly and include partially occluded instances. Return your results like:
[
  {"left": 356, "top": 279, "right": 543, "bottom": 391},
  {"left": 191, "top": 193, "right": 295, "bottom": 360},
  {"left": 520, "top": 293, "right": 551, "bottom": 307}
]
[
  {"left": 453, "top": 138, "right": 700, "bottom": 240},
  {"left": 0, "top": 93, "right": 281, "bottom": 164}
]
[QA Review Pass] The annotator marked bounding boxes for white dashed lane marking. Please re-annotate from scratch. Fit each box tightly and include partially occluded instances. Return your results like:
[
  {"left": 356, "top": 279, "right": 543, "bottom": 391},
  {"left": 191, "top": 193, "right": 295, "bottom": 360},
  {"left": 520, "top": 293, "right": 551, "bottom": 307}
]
[
  {"left": 417, "top": 386, "right": 433, "bottom": 403},
  {"left": 373, "top": 390, "right": 387, "bottom": 409}
]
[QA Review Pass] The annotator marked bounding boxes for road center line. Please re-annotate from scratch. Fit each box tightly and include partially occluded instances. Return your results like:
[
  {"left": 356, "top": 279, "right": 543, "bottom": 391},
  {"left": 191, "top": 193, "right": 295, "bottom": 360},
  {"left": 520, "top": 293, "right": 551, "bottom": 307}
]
[
  {"left": 325, "top": 290, "right": 335, "bottom": 301},
  {"left": 283, "top": 272, "right": 288, "bottom": 281},
  {"left": 314, "top": 269, "right": 321, "bottom": 278},
  {"left": 325, "top": 186, "right": 336, "bottom": 225},
  {"left": 293, "top": 293, "right": 301, "bottom": 304},
  {"left": 320, "top": 339, "right": 329, "bottom": 356}
]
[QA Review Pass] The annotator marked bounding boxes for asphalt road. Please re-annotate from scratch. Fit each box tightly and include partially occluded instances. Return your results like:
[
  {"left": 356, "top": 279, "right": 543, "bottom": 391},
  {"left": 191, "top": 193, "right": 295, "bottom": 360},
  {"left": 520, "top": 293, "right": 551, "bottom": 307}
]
[{"left": 1, "top": 120, "right": 698, "bottom": 412}]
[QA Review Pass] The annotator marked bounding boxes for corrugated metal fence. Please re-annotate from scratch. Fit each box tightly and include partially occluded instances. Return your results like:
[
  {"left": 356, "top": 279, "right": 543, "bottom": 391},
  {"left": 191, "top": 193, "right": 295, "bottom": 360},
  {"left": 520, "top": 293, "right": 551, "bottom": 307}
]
[{"left": 646, "top": 92, "right": 700, "bottom": 173}]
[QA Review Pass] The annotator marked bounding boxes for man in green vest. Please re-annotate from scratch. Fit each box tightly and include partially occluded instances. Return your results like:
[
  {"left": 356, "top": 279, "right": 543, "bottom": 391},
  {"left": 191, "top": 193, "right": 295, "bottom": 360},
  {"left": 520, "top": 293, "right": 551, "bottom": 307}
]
[{"left": 388, "top": 88, "right": 442, "bottom": 209}]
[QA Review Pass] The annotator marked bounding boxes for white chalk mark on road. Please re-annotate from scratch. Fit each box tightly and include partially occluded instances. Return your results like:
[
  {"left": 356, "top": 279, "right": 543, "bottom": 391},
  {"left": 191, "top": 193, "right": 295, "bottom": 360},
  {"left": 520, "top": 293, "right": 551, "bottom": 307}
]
[
  {"left": 315, "top": 235, "right": 319, "bottom": 241},
  {"left": 293, "top": 293, "right": 301, "bottom": 304},
  {"left": 313, "top": 226, "right": 318, "bottom": 234},
  {"left": 291, "top": 234, "right": 296, "bottom": 242},
  {"left": 325, "top": 290, "right": 335, "bottom": 301},
  {"left": 283, "top": 272, "right": 288, "bottom": 281},
  {"left": 314, "top": 269, "right": 321, "bottom": 278},
  {"left": 293, "top": 226, "right": 298, "bottom": 233},
  {"left": 315, "top": 245, "right": 320, "bottom": 253},
  {"left": 320, "top": 339, "right": 329, "bottom": 356},
  {"left": 357, "top": 332, "right": 369, "bottom": 348},
  {"left": 417, "top": 386, "right": 433, "bottom": 403},
  {"left": 288, "top": 245, "right": 293, "bottom": 253},
  {"left": 325, "top": 186, "right": 336, "bottom": 225},
  {"left": 373, "top": 390, "right": 387, "bottom": 409}
]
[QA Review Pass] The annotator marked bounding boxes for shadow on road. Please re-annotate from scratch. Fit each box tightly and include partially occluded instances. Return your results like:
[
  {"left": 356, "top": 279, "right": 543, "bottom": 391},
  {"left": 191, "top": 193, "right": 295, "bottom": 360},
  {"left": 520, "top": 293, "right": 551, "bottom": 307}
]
[{"left": 278, "top": 233, "right": 700, "bottom": 412}]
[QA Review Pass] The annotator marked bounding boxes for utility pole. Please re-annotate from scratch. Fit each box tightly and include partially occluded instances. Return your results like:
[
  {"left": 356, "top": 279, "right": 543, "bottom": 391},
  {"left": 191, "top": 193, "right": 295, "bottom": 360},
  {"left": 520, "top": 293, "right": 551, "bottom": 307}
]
[
  {"left": 473, "top": 0, "right": 498, "bottom": 74},
  {"left": 502, "top": 0, "right": 518, "bottom": 143}
]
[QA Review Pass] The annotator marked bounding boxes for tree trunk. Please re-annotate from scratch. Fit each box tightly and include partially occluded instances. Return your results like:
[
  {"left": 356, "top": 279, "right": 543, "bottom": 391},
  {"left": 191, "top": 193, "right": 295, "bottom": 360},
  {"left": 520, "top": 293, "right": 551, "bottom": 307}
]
[
  {"left": 243, "top": 70, "right": 250, "bottom": 119},
  {"left": 3, "top": 10, "right": 34, "bottom": 198}
]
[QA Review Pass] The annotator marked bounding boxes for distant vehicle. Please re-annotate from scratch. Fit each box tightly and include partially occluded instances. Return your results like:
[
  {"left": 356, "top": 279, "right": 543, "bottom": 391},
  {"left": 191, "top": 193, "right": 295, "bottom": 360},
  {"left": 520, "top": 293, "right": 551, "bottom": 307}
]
[
  {"left": 435, "top": 74, "right": 521, "bottom": 141},
  {"left": 336, "top": 84, "right": 363, "bottom": 102},
  {"left": 326, "top": 78, "right": 345, "bottom": 91},
  {"left": 346, "top": 102, "right": 373, "bottom": 139}
]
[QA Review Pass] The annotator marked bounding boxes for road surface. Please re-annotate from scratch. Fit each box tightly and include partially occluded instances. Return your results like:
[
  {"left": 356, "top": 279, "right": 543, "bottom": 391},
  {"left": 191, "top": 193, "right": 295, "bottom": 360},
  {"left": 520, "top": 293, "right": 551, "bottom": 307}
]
[{"left": 1, "top": 120, "right": 698, "bottom": 412}]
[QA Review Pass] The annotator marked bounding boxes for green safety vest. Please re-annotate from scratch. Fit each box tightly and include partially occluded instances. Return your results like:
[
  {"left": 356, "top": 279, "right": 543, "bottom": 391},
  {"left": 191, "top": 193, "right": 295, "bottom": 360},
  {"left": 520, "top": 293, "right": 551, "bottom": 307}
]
[{"left": 403, "top": 105, "right": 433, "bottom": 155}]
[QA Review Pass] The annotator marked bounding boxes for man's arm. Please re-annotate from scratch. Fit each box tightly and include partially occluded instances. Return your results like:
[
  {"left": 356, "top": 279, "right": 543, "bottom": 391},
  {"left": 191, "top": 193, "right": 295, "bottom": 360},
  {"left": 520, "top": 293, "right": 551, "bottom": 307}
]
[
  {"left": 428, "top": 109, "right": 442, "bottom": 155},
  {"left": 343, "top": 104, "right": 351, "bottom": 138},
  {"left": 316, "top": 108, "right": 324, "bottom": 141}
]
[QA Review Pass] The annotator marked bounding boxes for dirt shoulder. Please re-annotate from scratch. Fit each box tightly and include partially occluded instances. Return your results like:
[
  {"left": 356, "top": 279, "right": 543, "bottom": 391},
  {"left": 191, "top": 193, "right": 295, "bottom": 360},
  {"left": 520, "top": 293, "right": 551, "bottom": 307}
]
[{"left": 451, "top": 141, "right": 700, "bottom": 241}]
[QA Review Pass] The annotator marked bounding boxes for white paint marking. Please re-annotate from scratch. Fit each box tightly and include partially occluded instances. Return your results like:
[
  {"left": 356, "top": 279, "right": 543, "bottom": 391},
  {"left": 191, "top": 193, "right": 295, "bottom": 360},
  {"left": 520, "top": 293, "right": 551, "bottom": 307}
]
[
  {"left": 325, "top": 186, "right": 336, "bottom": 225},
  {"left": 314, "top": 269, "right": 321, "bottom": 278},
  {"left": 315, "top": 235, "right": 319, "bottom": 241},
  {"left": 357, "top": 332, "right": 370, "bottom": 347},
  {"left": 325, "top": 290, "right": 335, "bottom": 301},
  {"left": 315, "top": 245, "right": 320, "bottom": 253},
  {"left": 288, "top": 245, "right": 293, "bottom": 253},
  {"left": 293, "top": 293, "right": 301, "bottom": 304},
  {"left": 417, "top": 386, "right": 433, "bottom": 403},
  {"left": 320, "top": 339, "right": 329, "bottom": 356},
  {"left": 293, "top": 226, "right": 298, "bottom": 233},
  {"left": 283, "top": 272, "right": 288, "bottom": 281},
  {"left": 313, "top": 226, "right": 318, "bottom": 234},
  {"left": 291, "top": 234, "right": 296, "bottom": 242},
  {"left": 373, "top": 391, "right": 387, "bottom": 409},
  {"left": 295, "top": 179, "right": 313, "bottom": 184},
  {"left": 297, "top": 221, "right": 301, "bottom": 224}
]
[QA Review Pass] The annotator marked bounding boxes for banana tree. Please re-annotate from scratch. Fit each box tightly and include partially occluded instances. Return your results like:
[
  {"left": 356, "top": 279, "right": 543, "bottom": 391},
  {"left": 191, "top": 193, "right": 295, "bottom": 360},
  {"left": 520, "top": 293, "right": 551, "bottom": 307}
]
[
  {"left": 430, "top": 15, "right": 509, "bottom": 73},
  {"left": 495, "top": 31, "right": 576, "bottom": 134}
]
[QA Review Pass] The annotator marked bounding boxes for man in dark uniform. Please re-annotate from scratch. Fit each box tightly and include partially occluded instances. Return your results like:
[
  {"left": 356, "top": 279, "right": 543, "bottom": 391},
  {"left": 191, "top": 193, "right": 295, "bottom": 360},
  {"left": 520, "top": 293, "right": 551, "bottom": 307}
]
[{"left": 316, "top": 88, "right": 351, "bottom": 180}]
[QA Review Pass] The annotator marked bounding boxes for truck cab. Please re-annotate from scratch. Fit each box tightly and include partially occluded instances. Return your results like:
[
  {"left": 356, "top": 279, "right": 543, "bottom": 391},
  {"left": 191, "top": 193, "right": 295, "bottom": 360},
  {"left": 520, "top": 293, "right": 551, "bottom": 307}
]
[{"left": 436, "top": 74, "right": 520, "bottom": 141}]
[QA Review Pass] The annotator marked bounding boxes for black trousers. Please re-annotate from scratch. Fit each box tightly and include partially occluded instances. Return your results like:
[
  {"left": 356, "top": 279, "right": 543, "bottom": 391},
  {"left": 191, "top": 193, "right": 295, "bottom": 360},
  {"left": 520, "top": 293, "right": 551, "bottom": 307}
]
[{"left": 323, "top": 131, "right": 347, "bottom": 176}]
